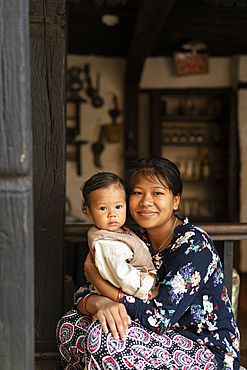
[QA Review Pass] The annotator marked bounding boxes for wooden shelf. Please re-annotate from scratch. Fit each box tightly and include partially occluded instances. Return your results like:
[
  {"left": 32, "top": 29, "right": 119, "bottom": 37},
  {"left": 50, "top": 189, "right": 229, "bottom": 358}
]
[
  {"left": 161, "top": 115, "right": 219, "bottom": 123},
  {"left": 140, "top": 87, "right": 239, "bottom": 223}
]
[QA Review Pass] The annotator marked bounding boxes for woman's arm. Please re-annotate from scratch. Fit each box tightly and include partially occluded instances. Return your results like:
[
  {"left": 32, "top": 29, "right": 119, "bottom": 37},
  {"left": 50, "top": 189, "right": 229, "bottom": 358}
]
[{"left": 79, "top": 252, "right": 130, "bottom": 341}]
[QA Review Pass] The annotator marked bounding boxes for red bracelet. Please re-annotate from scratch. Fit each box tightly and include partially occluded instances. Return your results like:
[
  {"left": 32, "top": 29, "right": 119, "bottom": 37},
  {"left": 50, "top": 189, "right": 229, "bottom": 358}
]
[
  {"left": 82, "top": 293, "right": 95, "bottom": 314},
  {"left": 117, "top": 289, "right": 122, "bottom": 302}
]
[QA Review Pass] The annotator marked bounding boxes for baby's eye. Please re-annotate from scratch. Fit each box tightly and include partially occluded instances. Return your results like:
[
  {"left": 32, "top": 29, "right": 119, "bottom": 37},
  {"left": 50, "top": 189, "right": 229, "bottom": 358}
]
[
  {"left": 154, "top": 191, "right": 163, "bottom": 195},
  {"left": 116, "top": 205, "right": 122, "bottom": 209},
  {"left": 100, "top": 206, "right": 107, "bottom": 210}
]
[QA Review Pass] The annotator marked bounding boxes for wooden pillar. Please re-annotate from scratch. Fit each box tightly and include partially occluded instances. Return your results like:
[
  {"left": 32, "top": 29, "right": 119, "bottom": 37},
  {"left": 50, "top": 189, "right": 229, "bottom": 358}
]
[
  {"left": 124, "top": 0, "right": 175, "bottom": 170},
  {"left": 29, "top": 1, "right": 66, "bottom": 368},
  {"left": 124, "top": 81, "right": 139, "bottom": 171},
  {"left": 0, "top": 1, "right": 35, "bottom": 369}
]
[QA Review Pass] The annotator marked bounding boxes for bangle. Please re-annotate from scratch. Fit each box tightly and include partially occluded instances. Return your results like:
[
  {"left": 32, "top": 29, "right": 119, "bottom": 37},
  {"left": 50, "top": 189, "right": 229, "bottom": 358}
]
[
  {"left": 117, "top": 289, "right": 122, "bottom": 302},
  {"left": 82, "top": 293, "right": 95, "bottom": 314}
]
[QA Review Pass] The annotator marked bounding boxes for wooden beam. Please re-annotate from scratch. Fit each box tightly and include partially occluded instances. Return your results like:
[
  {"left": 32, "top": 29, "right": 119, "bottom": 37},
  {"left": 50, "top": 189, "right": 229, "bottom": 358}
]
[
  {"left": 124, "top": 0, "right": 175, "bottom": 167},
  {"left": 126, "top": 0, "right": 175, "bottom": 83},
  {"left": 203, "top": 0, "right": 220, "bottom": 8}
]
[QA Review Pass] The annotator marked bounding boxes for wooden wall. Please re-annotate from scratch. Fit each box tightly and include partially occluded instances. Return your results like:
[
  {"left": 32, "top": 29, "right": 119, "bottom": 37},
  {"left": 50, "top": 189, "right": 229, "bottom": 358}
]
[
  {"left": 0, "top": 1, "right": 35, "bottom": 369},
  {"left": 30, "top": 0, "right": 66, "bottom": 368}
]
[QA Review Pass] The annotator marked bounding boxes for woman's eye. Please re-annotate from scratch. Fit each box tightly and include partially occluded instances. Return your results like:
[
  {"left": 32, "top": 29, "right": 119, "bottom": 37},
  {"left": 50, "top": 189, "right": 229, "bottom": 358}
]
[
  {"left": 154, "top": 192, "right": 163, "bottom": 195},
  {"left": 116, "top": 205, "right": 122, "bottom": 209},
  {"left": 132, "top": 191, "right": 142, "bottom": 195},
  {"left": 100, "top": 206, "right": 106, "bottom": 210}
]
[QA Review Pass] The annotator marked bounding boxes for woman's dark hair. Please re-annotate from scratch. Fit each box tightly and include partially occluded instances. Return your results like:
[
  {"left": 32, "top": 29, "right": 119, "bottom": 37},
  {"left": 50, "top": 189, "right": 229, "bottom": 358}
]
[
  {"left": 81, "top": 172, "right": 125, "bottom": 215},
  {"left": 126, "top": 155, "right": 183, "bottom": 197}
]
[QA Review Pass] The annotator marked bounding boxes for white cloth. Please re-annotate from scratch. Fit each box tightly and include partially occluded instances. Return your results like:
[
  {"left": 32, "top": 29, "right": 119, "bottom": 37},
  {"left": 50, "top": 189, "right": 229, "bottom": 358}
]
[{"left": 88, "top": 226, "right": 157, "bottom": 300}]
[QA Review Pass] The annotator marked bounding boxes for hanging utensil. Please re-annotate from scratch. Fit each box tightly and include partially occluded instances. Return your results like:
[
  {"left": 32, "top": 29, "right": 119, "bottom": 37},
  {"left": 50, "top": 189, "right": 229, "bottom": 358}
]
[
  {"left": 91, "top": 127, "right": 104, "bottom": 167},
  {"left": 84, "top": 64, "right": 95, "bottom": 98},
  {"left": 109, "top": 95, "right": 121, "bottom": 124},
  {"left": 91, "top": 73, "right": 104, "bottom": 108},
  {"left": 102, "top": 95, "right": 122, "bottom": 143}
]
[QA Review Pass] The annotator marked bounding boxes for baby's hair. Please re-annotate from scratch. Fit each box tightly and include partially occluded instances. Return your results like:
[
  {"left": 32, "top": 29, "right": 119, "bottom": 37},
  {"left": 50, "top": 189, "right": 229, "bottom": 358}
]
[{"left": 81, "top": 172, "right": 125, "bottom": 215}]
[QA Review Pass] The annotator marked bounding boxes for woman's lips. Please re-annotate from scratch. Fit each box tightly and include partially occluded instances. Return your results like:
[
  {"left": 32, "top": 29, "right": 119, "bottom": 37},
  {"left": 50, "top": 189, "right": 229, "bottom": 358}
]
[{"left": 137, "top": 210, "right": 156, "bottom": 217}]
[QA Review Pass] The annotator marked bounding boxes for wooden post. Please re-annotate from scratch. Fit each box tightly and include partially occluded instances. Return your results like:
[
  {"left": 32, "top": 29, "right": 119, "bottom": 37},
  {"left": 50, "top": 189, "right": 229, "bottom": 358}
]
[
  {"left": 124, "top": 0, "right": 175, "bottom": 169},
  {"left": 29, "top": 1, "right": 66, "bottom": 368},
  {"left": 0, "top": 1, "right": 34, "bottom": 369}
]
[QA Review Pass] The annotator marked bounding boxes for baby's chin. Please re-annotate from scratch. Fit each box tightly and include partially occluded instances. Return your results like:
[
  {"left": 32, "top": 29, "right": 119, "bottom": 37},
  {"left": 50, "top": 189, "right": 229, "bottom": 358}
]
[{"left": 104, "top": 224, "right": 124, "bottom": 233}]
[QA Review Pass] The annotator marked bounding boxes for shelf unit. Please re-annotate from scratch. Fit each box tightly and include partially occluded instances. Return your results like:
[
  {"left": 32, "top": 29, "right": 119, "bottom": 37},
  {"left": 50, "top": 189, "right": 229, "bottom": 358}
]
[{"left": 138, "top": 88, "right": 239, "bottom": 224}]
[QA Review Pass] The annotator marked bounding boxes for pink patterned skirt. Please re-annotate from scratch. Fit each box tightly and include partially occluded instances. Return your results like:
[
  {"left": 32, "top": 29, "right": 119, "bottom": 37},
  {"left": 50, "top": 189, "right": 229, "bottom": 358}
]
[{"left": 56, "top": 310, "right": 217, "bottom": 370}]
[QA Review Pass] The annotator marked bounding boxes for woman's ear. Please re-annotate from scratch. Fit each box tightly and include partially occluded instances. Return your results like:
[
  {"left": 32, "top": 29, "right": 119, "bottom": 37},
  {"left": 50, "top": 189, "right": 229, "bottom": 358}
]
[
  {"left": 85, "top": 206, "right": 93, "bottom": 222},
  {"left": 173, "top": 195, "right": 180, "bottom": 210}
]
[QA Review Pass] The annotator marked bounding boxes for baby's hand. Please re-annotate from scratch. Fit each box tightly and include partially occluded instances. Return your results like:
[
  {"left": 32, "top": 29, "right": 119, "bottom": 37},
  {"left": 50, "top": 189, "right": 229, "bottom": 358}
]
[{"left": 149, "top": 285, "right": 160, "bottom": 299}]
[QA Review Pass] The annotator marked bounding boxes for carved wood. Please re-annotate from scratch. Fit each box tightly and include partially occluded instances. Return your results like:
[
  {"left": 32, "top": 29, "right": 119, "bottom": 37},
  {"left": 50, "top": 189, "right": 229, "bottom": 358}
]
[
  {"left": 0, "top": 1, "right": 34, "bottom": 369},
  {"left": 29, "top": 0, "right": 66, "bottom": 367}
]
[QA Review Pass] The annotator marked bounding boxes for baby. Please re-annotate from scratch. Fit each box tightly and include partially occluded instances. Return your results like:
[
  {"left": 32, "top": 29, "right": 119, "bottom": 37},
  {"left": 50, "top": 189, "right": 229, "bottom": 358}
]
[{"left": 81, "top": 171, "right": 158, "bottom": 301}]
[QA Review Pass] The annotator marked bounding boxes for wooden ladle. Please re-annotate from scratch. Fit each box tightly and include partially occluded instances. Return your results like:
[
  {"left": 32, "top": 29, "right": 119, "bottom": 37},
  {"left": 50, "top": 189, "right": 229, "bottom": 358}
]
[
  {"left": 91, "top": 73, "right": 104, "bottom": 108},
  {"left": 109, "top": 95, "right": 120, "bottom": 124},
  {"left": 84, "top": 64, "right": 95, "bottom": 98},
  {"left": 91, "top": 127, "right": 104, "bottom": 167}
]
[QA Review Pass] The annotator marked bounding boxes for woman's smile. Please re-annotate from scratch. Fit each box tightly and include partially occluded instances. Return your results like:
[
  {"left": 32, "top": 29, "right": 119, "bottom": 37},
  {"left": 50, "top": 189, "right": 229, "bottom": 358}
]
[
  {"left": 137, "top": 210, "right": 157, "bottom": 217},
  {"left": 129, "top": 175, "right": 180, "bottom": 232}
]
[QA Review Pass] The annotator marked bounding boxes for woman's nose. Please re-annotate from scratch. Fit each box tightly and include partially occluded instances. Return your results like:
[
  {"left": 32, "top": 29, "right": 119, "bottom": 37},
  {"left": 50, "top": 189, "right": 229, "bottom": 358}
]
[{"left": 140, "top": 194, "right": 153, "bottom": 206}]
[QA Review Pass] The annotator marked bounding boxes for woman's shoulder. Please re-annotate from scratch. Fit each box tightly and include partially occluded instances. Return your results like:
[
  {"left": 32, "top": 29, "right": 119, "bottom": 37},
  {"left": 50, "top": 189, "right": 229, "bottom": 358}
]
[
  {"left": 172, "top": 217, "right": 216, "bottom": 255},
  {"left": 176, "top": 217, "right": 212, "bottom": 241}
]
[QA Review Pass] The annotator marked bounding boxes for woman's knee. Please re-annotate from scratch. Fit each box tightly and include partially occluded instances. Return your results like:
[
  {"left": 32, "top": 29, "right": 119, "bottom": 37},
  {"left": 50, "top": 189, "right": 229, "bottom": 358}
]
[{"left": 56, "top": 310, "right": 93, "bottom": 345}]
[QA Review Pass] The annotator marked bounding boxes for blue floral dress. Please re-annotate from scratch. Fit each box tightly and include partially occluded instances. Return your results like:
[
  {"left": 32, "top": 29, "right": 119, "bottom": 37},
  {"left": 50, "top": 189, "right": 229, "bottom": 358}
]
[
  {"left": 121, "top": 218, "right": 240, "bottom": 369},
  {"left": 56, "top": 218, "right": 240, "bottom": 370}
]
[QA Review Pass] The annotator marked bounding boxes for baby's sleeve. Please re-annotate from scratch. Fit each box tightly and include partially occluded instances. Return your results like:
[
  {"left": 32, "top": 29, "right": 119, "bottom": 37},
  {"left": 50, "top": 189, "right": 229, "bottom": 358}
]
[{"left": 94, "top": 239, "right": 153, "bottom": 298}]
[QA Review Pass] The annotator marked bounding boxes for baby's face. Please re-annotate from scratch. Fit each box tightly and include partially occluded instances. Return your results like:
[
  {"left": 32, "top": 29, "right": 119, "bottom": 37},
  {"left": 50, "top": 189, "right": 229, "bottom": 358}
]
[{"left": 86, "top": 184, "right": 126, "bottom": 232}]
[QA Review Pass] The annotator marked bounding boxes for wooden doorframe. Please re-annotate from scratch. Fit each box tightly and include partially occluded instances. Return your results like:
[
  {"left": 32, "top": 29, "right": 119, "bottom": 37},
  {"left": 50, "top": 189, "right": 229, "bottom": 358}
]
[
  {"left": 0, "top": 1, "right": 35, "bottom": 369},
  {"left": 30, "top": 0, "right": 66, "bottom": 368}
]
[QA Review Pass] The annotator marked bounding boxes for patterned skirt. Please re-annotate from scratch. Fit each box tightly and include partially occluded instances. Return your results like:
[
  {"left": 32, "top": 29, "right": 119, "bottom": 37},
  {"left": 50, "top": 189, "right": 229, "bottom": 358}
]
[{"left": 56, "top": 310, "right": 218, "bottom": 370}]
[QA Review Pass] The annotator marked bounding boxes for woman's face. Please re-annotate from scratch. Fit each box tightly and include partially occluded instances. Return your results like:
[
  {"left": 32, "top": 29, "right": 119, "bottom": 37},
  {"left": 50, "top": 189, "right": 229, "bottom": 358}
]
[{"left": 129, "top": 174, "right": 180, "bottom": 231}]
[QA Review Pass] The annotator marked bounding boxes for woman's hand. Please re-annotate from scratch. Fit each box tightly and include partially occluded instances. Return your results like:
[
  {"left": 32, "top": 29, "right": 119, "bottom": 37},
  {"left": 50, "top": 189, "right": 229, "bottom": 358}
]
[
  {"left": 94, "top": 296, "right": 131, "bottom": 341},
  {"left": 82, "top": 252, "right": 131, "bottom": 339},
  {"left": 78, "top": 294, "right": 131, "bottom": 341}
]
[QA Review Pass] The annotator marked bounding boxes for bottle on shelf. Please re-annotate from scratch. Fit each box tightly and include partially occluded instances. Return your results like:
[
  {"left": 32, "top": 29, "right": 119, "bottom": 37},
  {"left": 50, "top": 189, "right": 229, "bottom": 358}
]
[{"left": 200, "top": 147, "right": 210, "bottom": 179}]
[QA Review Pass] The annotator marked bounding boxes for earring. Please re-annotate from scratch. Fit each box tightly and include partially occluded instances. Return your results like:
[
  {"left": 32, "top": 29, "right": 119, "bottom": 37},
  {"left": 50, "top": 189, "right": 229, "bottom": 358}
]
[{"left": 174, "top": 206, "right": 178, "bottom": 211}]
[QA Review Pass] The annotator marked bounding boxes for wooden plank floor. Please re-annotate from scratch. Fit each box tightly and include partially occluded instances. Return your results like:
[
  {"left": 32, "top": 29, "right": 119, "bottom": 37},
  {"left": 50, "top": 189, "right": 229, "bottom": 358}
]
[{"left": 238, "top": 273, "right": 247, "bottom": 368}]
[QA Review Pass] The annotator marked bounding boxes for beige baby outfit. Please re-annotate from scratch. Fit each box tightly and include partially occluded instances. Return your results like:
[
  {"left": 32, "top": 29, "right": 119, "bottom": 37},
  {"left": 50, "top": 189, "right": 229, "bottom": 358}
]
[{"left": 88, "top": 226, "right": 157, "bottom": 300}]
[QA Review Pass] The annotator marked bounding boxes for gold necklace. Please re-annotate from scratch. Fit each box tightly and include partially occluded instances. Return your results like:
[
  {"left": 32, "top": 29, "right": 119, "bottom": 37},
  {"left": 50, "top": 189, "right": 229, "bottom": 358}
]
[{"left": 155, "top": 218, "right": 178, "bottom": 253}]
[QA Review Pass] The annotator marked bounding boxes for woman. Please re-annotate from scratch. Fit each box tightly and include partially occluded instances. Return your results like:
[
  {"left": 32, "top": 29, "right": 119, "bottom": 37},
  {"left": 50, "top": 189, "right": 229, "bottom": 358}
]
[{"left": 57, "top": 156, "right": 240, "bottom": 370}]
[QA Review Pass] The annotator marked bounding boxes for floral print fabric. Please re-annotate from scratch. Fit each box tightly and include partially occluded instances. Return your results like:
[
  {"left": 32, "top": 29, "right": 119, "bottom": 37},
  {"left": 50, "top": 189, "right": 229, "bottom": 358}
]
[{"left": 120, "top": 218, "right": 240, "bottom": 370}]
